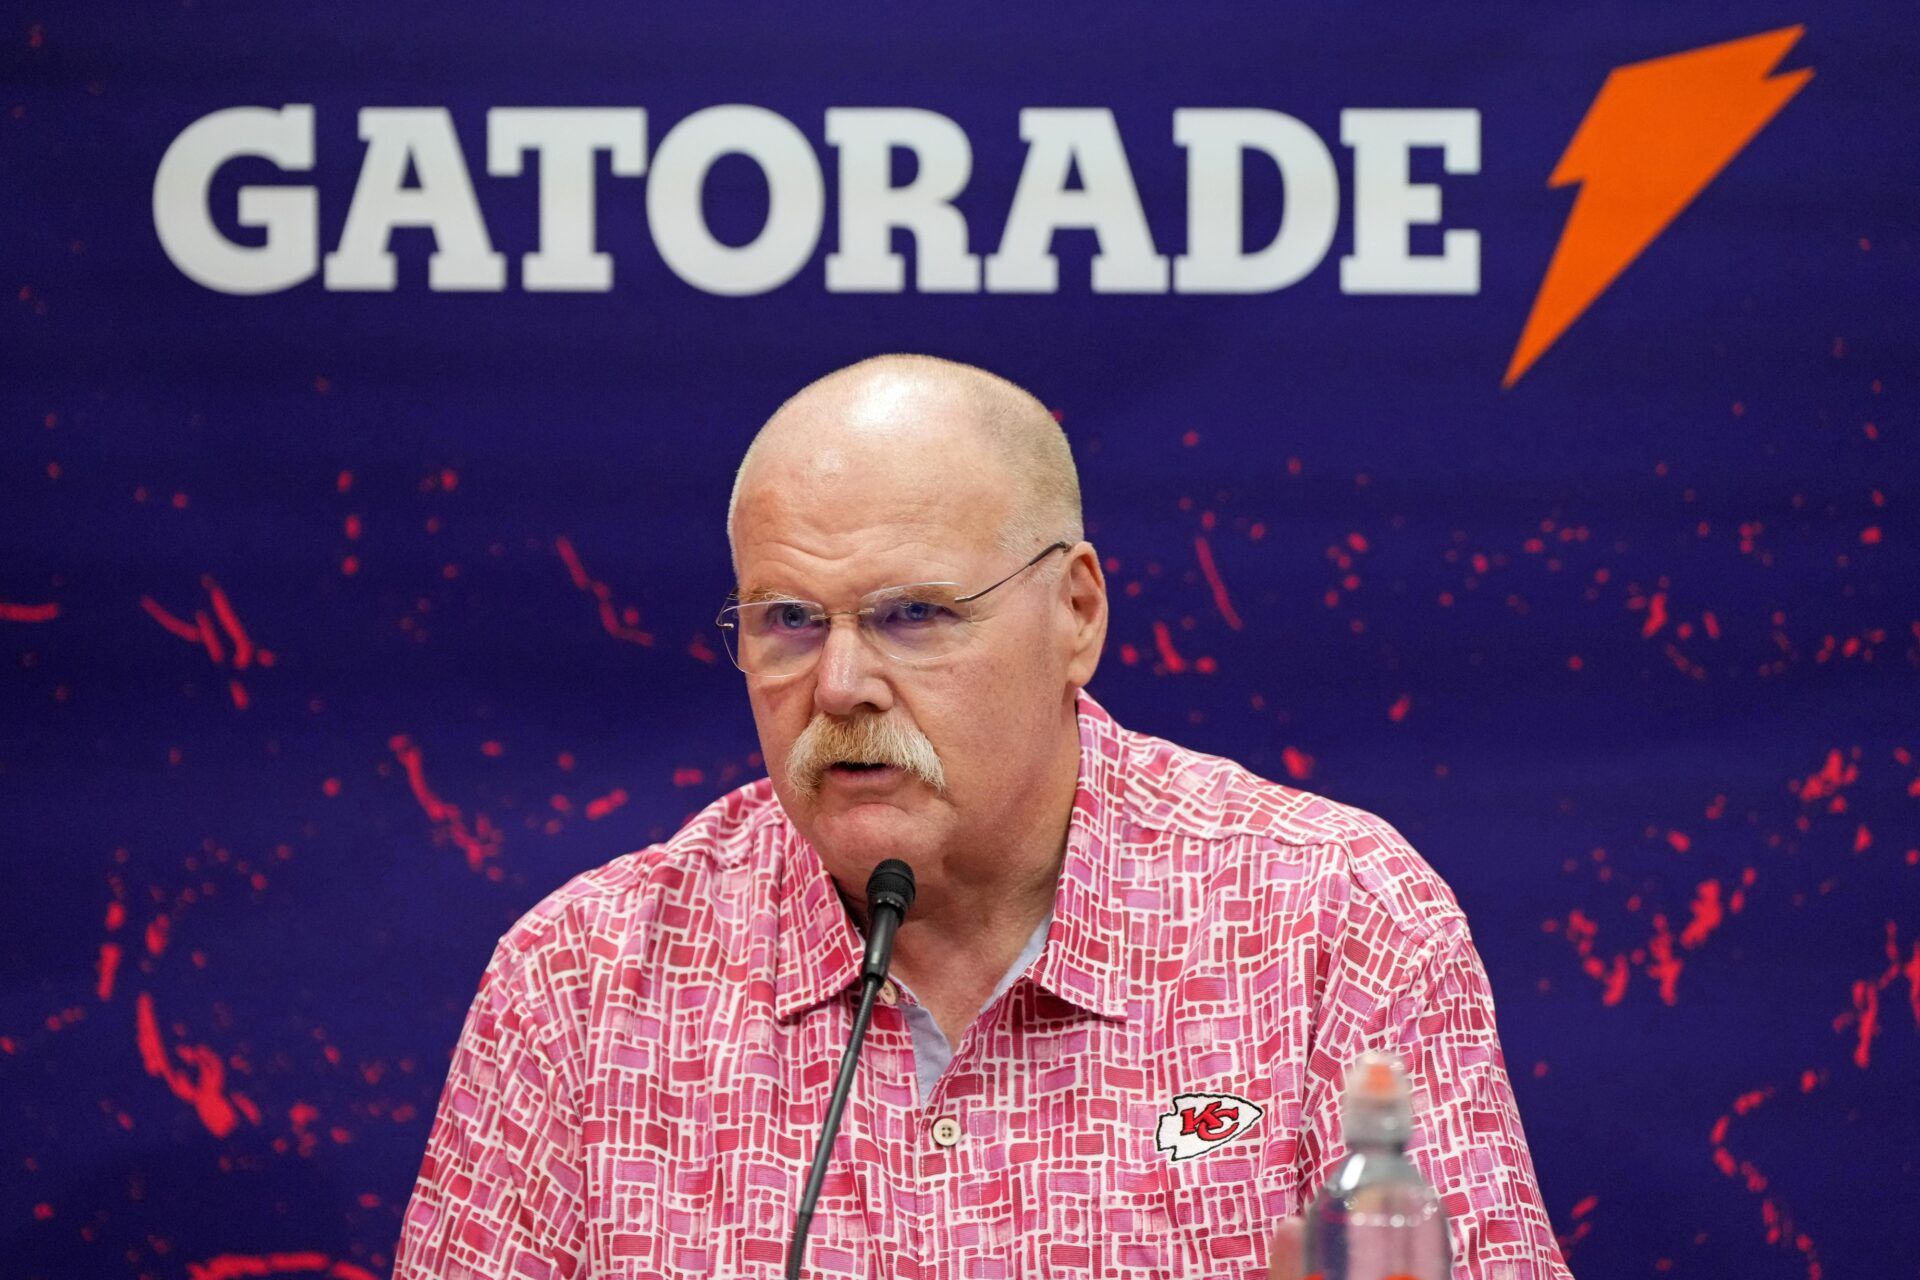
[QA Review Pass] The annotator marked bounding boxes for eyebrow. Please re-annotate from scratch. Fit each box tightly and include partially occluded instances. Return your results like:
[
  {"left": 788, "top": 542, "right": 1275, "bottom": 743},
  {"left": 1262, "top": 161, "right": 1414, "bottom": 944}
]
[
  {"left": 735, "top": 587, "right": 812, "bottom": 605},
  {"left": 732, "top": 579, "right": 968, "bottom": 606}
]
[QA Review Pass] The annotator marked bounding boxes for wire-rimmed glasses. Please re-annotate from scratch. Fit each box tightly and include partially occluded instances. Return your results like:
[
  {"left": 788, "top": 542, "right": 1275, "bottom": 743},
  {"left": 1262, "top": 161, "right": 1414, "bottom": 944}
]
[{"left": 715, "top": 541, "right": 1072, "bottom": 678}]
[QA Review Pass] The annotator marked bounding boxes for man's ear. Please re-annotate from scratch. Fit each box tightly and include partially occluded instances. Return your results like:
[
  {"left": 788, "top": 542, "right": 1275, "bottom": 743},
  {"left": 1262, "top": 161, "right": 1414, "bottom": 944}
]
[{"left": 1061, "top": 541, "right": 1108, "bottom": 688}]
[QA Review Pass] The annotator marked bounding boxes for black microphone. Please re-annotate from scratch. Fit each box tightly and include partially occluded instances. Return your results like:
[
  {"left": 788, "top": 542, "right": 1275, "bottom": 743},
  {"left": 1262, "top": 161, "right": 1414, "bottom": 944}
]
[{"left": 785, "top": 858, "right": 917, "bottom": 1280}]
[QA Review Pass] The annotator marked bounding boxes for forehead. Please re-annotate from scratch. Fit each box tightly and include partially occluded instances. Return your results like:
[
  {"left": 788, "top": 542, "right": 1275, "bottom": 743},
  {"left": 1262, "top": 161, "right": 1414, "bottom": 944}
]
[{"left": 731, "top": 403, "right": 1016, "bottom": 595}]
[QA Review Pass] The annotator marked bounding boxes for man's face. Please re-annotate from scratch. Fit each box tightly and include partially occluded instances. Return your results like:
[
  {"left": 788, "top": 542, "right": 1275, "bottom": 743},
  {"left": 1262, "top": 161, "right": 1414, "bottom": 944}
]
[{"left": 728, "top": 399, "right": 1077, "bottom": 890}]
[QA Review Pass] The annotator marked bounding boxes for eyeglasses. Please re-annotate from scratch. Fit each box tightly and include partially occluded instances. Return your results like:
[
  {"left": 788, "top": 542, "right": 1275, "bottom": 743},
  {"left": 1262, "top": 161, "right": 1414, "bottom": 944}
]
[{"left": 716, "top": 541, "right": 1072, "bottom": 678}]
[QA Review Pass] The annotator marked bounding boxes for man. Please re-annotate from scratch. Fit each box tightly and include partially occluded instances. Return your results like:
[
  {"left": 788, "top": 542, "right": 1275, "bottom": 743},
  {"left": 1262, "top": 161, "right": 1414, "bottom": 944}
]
[{"left": 393, "top": 354, "right": 1573, "bottom": 1279}]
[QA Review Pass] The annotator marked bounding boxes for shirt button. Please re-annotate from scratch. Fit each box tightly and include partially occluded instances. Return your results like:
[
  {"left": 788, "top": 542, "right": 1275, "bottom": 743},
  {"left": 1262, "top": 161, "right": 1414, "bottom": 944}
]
[
  {"left": 930, "top": 1115, "right": 961, "bottom": 1148},
  {"left": 876, "top": 981, "right": 898, "bottom": 1007}
]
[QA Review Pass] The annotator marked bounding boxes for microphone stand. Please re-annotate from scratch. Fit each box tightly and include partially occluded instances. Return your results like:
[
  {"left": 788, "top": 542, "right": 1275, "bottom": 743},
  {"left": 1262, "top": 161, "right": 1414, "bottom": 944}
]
[{"left": 785, "top": 859, "right": 916, "bottom": 1280}]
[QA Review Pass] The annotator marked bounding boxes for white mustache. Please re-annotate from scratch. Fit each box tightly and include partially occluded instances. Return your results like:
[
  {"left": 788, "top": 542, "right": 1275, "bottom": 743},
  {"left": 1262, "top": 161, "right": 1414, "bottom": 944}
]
[{"left": 786, "top": 712, "right": 947, "bottom": 798}]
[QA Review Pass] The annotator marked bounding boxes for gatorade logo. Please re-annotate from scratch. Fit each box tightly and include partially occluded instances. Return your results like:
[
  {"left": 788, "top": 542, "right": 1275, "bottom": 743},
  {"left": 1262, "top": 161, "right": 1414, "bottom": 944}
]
[
  {"left": 150, "top": 28, "right": 1809, "bottom": 387},
  {"left": 1506, "top": 25, "right": 1811, "bottom": 386}
]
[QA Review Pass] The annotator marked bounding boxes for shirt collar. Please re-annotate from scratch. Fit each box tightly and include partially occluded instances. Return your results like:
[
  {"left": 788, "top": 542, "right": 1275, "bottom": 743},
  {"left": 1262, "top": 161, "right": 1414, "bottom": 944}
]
[
  {"left": 773, "top": 687, "right": 1133, "bottom": 1023},
  {"left": 1028, "top": 687, "right": 1131, "bottom": 1020},
  {"left": 773, "top": 832, "right": 865, "bottom": 1021}
]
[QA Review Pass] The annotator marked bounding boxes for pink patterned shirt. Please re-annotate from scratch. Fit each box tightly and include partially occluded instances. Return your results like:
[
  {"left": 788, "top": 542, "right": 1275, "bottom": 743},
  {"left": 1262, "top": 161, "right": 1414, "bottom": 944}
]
[{"left": 394, "top": 690, "right": 1573, "bottom": 1280}]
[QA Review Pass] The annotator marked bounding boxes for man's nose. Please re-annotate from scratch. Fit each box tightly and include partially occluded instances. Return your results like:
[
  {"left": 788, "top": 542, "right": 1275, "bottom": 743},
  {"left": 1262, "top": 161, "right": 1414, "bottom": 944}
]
[{"left": 812, "top": 616, "right": 893, "bottom": 718}]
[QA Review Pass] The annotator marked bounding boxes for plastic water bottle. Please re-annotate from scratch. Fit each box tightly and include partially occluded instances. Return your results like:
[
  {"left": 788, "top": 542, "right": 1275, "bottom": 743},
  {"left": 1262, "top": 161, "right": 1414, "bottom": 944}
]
[{"left": 1302, "top": 1050, "right": 1453, "bottom": 1280}]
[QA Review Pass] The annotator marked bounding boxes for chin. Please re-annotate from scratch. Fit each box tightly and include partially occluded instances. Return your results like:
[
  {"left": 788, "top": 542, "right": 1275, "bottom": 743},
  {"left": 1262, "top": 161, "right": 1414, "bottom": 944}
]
[{"left": 809, "top": 802, "right": 943, "bottom": 873}]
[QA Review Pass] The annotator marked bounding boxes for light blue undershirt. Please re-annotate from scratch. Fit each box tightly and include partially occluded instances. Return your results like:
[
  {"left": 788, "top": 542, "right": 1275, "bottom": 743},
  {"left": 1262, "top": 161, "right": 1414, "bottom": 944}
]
[{"left": 890, "top": 910, "right": 1055, "bottom": 1102}]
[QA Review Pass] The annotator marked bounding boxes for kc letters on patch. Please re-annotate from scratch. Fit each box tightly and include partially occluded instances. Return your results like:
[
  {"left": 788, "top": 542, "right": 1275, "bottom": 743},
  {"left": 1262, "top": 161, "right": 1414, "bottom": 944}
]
[{"left": 1154, "top": 1092, "right": 1264, "bottom": 1162}]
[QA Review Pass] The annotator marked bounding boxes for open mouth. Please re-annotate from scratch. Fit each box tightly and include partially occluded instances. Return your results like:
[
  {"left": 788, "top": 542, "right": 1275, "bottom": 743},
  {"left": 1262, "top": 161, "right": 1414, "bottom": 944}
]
[{"left": 830, "top": 761, "right": 891, "bottom": 773}]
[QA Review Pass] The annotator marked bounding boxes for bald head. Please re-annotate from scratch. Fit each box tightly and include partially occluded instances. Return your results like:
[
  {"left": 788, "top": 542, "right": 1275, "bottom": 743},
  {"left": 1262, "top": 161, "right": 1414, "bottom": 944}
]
[{"left": 727, "top": 354, "right": 1082, "bottom": 565}]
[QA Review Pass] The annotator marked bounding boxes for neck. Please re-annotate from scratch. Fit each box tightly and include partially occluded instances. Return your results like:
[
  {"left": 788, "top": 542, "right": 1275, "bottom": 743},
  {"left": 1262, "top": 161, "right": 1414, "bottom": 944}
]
[
  {"left": 870, "top": 701, "right": 1082, "bottom": 1032},
  {"left": 886, "top": 828, "right": 1064, "bottom": 980}
]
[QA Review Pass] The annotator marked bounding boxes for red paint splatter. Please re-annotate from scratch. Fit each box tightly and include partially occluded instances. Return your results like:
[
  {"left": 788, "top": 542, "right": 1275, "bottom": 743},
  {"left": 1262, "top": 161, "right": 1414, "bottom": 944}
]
[
  {"left": 1151, "top": 620, "right": 1188, "bottom": 673},
  {"left": 139, "top": 577, "right": 273, "bottom": 703},
  {"left": 1565, "top": 908, "right": 1597, "bottom": 956},
  {"left": 387, "top": 734, "right": 502, "bottom": 871},
  {"left": 1640, "top": 591, "right": 1669, "bottom": 638},
  {"left": 1711, "top": 1076, "right": 1826, "bottom": 1276},
  {"left": 140, "top": 595, "right": 201, "bottom": 642},
  {"left": 1599, "top": 953, "right": 1630, "bottom": 1006},
  {"left": 196, "top": 609, "right": 227, "bottom": 664},
  {"left": 1680, "top": 880, "right": 1724, "bottom": 949},
  {"left": 202, "top": 576, "right": 254, "bottom": 669},
  {"left": 96, "top": 942, "right": 121, "bottom": 1001},
  {"left": 555, "top": 535, "right": 654, "bottom": 645},
  {"left": 284, "top": 1100, "right": 323, "bottom": 1156},
  {"left": 1280, "top": 746, "right": 1314, "bottom": 781},
  {"left": 1904, "top": 939, "right": 1920, "bottom": 1030},
  {"left": 1851, "top": 980, "right": 1879, "bottom": 1067},
  {"left": 1558, "top": 901, "right": 1693, "bottom": 1006},
  {"left": 1841, "top": 921, "right": 1920, "bottom": 1067},
  {"left": 187, "top": 1253, "right": 379, "bottom": 1280},
  {"left": 1797, "top": 749, "right": 1857, "bottom": 802},
  {"left": 1646, "top": 915, "right": 1682, "bottom": 1005},
  {"left": 1192, "top": 536, "right": 1242, "bottom": 631},
  {"left": 135, "top": 992, "right": 248, "bottom": 1138},
  {"left": 585, "top": 788, "right": 629, "bottom": 820}
]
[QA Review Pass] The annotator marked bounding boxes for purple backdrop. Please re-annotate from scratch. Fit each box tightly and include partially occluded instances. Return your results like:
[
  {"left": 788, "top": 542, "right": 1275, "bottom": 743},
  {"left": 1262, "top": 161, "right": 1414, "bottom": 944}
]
[{"left": 3, "top": 4, "right": 1915, "bottom": 1278}]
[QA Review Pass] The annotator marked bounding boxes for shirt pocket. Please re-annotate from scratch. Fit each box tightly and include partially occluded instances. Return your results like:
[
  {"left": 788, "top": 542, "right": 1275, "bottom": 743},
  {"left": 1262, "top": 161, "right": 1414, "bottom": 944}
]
[
  {"left": 1100, "top": 1155, "right": 1282, "bottom": 1278},
  {"left": 1170, "top": 1160, "right": 1277, "bottom": 1279},
  {"left": 1098, "top": 1158, "right": 1179, "bottom": 1274}
]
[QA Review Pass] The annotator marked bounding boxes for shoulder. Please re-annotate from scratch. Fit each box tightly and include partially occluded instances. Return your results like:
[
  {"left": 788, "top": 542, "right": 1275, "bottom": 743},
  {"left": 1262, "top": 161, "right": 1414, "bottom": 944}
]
[
  {"left": 1103, "top": 711, "right": 1466, "bottom": 951},
  {"left": 484, "top": 776, "right": 787, "bottom": 985}
]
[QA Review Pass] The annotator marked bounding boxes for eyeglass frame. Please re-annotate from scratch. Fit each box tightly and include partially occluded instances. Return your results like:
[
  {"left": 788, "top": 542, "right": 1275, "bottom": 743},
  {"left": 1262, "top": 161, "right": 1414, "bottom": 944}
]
[{"left": 714, "top": 539, "right": 1075, "bottom": 677}]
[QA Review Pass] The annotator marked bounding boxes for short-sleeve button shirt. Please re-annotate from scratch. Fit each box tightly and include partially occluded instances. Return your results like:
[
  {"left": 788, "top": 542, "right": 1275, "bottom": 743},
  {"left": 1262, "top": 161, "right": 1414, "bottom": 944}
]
[{"left": 393, "top": 689, "right": 1574, "bottom": 1279}]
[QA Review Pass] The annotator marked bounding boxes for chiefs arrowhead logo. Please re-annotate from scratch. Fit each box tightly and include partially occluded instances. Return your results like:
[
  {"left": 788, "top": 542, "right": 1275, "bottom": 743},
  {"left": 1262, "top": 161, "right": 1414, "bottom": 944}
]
[{"left": 1154, "top": 1091, "right": 1263, "bottom": 1162}]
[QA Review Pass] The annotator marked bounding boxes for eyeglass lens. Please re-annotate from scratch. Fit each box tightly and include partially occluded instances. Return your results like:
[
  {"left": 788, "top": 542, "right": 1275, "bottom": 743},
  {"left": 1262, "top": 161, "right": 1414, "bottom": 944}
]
[{"left": 723, "top": 586, "right": 970, "bottom": 675}]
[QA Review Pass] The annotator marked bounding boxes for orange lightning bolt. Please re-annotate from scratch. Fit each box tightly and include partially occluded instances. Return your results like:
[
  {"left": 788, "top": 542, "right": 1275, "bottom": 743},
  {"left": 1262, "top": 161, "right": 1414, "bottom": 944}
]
[{"left": 1503, "top": 26, "right": 1812, "bottom": 388}]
